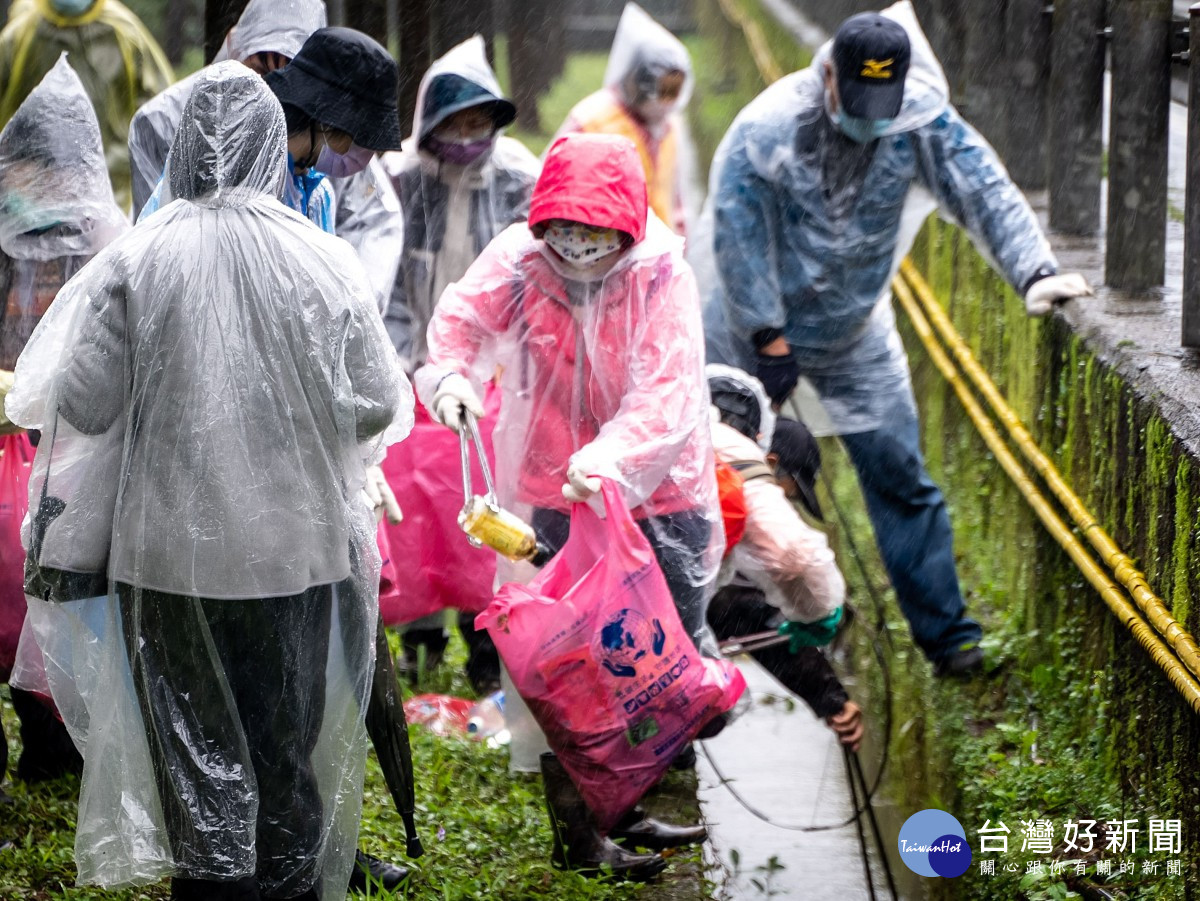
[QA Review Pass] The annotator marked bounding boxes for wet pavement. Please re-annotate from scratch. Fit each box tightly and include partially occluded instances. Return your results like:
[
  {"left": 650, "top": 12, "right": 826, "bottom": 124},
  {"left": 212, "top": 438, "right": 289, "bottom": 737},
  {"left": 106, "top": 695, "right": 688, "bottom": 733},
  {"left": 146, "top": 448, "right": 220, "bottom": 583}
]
[{"left": 697, "top": 659, "right": 895, "bottom": 899}]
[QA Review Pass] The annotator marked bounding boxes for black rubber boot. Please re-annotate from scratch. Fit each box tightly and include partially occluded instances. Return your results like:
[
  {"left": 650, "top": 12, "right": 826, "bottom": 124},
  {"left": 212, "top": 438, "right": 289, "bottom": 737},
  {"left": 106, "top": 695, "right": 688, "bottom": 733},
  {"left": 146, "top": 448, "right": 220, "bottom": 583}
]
[
  {"left": 348, "top": 849, "right": 409, "bottom": 893},
  {"left": 610, "top": 805, "right": 708, "bottom": 851},
  {"left": 540, "top": 752, "right": 666, "bottom": 882},
  {"left": 458, "top": 611, "right": 501, "bottom": 695},
  {"left": 10, "top": 688, "right": 82, "bottom": 783},
  {"left": 399, "top": 627, "right": 448, "bottom": 680}
]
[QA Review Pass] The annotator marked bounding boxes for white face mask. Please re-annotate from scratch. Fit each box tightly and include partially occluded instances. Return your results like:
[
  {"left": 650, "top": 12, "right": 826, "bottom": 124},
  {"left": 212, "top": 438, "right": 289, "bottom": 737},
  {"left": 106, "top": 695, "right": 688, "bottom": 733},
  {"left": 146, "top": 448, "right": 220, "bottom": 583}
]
[
  {"left": 635, "top": 99, "right": 673, "bottom": 127},
  {"left": 314, "top": 143, "right": 374, "bottom": 179},
  {"left": 542, "top": 223, "right": 625, "bottom": 268}
]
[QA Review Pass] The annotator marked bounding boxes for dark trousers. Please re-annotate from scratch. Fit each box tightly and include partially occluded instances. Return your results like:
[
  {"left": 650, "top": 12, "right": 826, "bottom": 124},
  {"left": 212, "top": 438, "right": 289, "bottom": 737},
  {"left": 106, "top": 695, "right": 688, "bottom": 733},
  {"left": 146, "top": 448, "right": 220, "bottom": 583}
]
[
  {"left": 706, "top": 584, "right": 848, "bottom": 719},
  {"left": 531, "top": 507, "right": 712, "bottom": 642},
  {"left": 120, "top": 584, "right": 332, "bottom": 899},
  {"left": 839, "top": 412, "right": 982, "bottom": 661},
  {"left": 8, "top": 686, "right": 81, "bottom": 782}
]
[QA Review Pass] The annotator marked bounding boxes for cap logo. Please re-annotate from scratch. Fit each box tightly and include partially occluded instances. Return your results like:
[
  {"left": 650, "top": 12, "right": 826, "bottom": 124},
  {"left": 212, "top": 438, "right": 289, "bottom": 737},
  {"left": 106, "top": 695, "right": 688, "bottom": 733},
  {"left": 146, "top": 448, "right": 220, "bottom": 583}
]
[{"left": 860, "top": 58, "right": 894, "bottom": 79}]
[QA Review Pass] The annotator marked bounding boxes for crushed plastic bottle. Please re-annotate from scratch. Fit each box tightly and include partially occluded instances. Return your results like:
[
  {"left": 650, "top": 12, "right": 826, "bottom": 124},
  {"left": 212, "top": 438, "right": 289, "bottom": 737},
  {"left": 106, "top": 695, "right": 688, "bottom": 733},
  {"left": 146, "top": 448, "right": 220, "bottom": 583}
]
[{"left": 466, "top": 690, "right": 506, "bottom": 738}]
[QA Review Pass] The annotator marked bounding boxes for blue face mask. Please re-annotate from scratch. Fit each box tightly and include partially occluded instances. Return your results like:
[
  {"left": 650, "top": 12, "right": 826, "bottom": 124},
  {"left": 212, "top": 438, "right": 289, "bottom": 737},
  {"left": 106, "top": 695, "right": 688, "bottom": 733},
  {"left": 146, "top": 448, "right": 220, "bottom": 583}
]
[
  {"left": 49, "top": 0, "right": 96, "bottom": 15},
  {"left": 831, "top": 109, "right": 893, "bottom": 144}
]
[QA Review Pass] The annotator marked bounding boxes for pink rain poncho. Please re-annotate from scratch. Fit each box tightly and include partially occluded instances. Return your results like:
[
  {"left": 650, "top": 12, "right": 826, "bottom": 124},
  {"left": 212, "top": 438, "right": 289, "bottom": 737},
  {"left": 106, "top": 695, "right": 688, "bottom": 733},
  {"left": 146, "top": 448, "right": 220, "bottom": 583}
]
[
  {"left": 7, "top": 62, "right": 412, "bottom": 897},
  {"left": 416, "top": 132, "right": 721, "bottom": 627}
]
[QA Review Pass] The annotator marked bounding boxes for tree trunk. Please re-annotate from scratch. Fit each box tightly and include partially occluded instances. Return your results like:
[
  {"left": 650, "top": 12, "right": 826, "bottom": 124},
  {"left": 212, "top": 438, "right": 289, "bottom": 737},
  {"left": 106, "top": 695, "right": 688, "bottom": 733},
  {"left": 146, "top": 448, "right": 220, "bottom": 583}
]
[
  {"left": 345, "top": 0, "right": 389, "bottom": 44},
  {"left": 398, "top": 0, "right": 433, "bottom": 131}
]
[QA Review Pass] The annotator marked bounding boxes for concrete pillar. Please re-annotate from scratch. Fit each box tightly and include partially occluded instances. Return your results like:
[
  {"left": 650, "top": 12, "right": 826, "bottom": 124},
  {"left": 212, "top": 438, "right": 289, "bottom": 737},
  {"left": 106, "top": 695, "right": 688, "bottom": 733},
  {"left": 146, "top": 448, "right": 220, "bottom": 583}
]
[{"left": 1105, "top": 0, "right": 1171, "bottom": 291}]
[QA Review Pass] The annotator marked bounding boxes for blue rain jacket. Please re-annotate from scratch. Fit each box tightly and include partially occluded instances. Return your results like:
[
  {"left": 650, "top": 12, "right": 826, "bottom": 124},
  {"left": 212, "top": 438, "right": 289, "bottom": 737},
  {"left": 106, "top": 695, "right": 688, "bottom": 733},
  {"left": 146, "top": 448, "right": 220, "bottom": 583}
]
[{"left": 704, "top": 2, "right": 1056, "bottom": 435}]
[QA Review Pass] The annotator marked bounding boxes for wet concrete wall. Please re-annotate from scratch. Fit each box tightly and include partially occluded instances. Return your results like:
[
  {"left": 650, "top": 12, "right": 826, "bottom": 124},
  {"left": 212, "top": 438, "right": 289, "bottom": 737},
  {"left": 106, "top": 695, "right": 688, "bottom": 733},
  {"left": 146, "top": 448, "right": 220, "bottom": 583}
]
[{"left": 873, "top": 218, "right": 1200, "bottom": 899}]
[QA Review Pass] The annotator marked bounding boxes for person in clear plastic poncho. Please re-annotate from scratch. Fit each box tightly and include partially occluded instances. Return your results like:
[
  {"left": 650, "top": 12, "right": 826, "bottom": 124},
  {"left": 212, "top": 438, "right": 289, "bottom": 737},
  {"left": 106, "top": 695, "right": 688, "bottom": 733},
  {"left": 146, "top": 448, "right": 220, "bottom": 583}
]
[
  {"left": 418, "top": 131, "right": 717, "bottom": 880},
  {"left": 130, "top": 6, "right": 403, "bottom": 313},
  {"left": 0, "top": 0, "right": 173, "bottom": 211},
  {"left": 703, "top": 2, "right": 1092, "bottom": 675},
  {"left": 0, "top": 54, "right": 125, "bottom": 790},
  {"left": 377, "top": 34, "right": 539, "bottom": 691},
  {"left": 7, "top": 62, "right": 412, "bottom": 900},
  {"left": 557, "top": 2, "right": 691, "bottom": 234}
]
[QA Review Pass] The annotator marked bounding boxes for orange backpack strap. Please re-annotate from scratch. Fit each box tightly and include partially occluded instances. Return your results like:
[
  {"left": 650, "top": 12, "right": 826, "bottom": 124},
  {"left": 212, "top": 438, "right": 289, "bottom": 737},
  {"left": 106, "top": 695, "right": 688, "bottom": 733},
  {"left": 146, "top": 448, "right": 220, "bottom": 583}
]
[{"left": 715, "top": 460, "right": 748, "bottom": 556}]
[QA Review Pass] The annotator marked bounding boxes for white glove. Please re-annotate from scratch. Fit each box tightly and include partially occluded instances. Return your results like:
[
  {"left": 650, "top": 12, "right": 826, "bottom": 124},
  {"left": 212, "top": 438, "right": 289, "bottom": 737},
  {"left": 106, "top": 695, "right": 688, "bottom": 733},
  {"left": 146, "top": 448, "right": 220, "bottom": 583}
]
[
  {"left": 363, "top": 465, "right": 403, "bottom": 524},
  {"left": 561, "top": 465, "right": 602, "bottom": 503},
  {"left": 431, "top": 373, "right": 484, "bottom": 434},
  {"left": 1024, "top": 272, "right": 1092, "bottom": 317}
]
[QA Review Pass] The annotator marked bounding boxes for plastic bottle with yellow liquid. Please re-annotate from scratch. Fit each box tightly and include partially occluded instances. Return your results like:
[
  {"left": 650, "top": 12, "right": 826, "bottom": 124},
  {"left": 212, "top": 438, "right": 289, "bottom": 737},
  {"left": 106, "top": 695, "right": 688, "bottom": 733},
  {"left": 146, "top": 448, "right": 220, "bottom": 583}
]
[{"left": 457, "top": 410, "right": 544, "bottom": 562}]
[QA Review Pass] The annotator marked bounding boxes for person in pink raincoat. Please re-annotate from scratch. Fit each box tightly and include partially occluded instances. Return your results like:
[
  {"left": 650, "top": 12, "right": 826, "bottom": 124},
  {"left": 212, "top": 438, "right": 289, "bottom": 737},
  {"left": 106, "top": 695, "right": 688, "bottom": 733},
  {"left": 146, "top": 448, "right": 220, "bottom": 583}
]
[{"left": 417, "top": 132, "right": 720, "bottom": 881}]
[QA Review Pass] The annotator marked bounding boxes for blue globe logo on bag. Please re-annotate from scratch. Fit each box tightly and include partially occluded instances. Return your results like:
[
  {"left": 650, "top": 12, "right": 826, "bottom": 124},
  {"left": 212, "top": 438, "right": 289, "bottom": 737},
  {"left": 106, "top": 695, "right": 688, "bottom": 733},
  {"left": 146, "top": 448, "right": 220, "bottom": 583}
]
[{"left": 597, "top": 608, "right": 666, "bottom": 678}]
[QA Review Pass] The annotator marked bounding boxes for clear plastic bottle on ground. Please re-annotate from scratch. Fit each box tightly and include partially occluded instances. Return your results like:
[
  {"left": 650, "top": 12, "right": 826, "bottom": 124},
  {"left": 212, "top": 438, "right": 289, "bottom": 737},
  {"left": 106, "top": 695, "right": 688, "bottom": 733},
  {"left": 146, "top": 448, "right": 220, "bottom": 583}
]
[{"left": 466, "top": 690, "right": 506, "bottom": 738}]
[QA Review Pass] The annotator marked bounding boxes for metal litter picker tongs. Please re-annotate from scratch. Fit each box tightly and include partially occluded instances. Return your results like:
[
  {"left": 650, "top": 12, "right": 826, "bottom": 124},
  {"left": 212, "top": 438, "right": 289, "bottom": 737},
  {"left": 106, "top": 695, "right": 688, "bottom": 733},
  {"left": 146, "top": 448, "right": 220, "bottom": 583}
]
[{"left": 458, "top": 409, "right": 550, "bottom": 563}]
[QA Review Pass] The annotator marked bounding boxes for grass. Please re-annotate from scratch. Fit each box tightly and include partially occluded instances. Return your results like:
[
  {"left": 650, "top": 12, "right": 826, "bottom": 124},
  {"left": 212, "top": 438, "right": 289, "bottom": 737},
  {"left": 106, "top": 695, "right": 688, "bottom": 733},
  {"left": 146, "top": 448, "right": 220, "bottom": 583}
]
[{"left": 0, "top": 629, "right": 702, "bottom": 900}]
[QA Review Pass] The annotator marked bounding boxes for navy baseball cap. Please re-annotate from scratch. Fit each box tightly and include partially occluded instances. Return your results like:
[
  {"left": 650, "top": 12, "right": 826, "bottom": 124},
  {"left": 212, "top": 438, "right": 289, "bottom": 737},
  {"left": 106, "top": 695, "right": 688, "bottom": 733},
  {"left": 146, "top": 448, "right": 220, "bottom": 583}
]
[{"left": 831, "top": 13, "right": 911, "bottom": 120}]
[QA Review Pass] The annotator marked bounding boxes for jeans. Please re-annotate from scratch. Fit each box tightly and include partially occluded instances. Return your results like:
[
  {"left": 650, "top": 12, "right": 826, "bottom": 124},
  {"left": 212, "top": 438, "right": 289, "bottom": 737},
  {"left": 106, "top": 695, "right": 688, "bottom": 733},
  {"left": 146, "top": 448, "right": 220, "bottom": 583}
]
[{"left": 838, "top": 411, "right": 982, "bottom": 661}]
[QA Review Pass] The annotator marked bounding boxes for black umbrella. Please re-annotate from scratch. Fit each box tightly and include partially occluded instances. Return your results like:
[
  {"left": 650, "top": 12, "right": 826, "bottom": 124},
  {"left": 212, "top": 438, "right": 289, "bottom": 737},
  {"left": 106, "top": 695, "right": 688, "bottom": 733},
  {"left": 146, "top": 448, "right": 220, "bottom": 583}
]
[{"left": 365, "top": 611, "right": 424, "bottom": 859}]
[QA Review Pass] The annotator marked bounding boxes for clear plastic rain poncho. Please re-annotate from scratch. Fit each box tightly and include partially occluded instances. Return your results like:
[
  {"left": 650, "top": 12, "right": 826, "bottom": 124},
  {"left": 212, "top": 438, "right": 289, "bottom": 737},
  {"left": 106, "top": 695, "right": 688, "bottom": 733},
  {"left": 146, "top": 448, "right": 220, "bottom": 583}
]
[
  {"left": 0, "top": 0, "right": 174, "bottom": 211},
  {"left": 0, "top": 54, "right": 127, "bottom": 369},
  {"left": 557, "top": 2, "right": 692, "bottom": 234},
  {"left": 128, "top": 0, "right": 403, "bottom": 313},
  {"left": 415, "top": 133, "right": 721, "bottom": 623},
  {"left": 703, "top": 0, "right": 1056, "bottom": 436},
  {"left": 7, "top": 62, "right": 412, "bottom": 897},
  {"left": 128, "top": 0, "right": 328, "bottom": 212},
  {"left": 381, "top": 34, "right": 540, "bottom": 369}
]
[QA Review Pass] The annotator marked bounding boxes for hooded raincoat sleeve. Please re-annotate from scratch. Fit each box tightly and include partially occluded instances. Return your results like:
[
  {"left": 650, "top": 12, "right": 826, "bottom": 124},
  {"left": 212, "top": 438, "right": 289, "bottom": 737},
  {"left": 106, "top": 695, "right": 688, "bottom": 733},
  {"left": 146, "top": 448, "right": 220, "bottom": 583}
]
[
  {"left": 571, "top": 251, "right": 710, "bottom": 510},
  {"left": 710, "top": 115, "right": 787, "bottom": 340},
  {"left": 910, "top": 109, "right": 1055, "bottom": 290},
  {"left": 331, "top": 158, "right": 403, "bottom": 315},
  {"left": 7, "top": 62, "right": 411, "bottom": 898}
]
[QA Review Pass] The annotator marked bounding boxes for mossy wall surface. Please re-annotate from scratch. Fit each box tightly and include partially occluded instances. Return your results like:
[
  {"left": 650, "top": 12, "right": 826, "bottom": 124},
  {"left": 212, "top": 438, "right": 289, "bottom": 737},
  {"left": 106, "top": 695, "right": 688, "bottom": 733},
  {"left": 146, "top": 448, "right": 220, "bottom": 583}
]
[{"left": 849, "top": 217, "right": 1200, "bottom": 900}]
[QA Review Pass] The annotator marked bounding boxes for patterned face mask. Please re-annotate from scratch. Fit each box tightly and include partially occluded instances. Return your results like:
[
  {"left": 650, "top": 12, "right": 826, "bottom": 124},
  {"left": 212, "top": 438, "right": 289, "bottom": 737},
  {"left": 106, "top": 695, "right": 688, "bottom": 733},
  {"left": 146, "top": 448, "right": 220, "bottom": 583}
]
[{"left": 542, "top": 223, "right": 625, "bottom": 267}]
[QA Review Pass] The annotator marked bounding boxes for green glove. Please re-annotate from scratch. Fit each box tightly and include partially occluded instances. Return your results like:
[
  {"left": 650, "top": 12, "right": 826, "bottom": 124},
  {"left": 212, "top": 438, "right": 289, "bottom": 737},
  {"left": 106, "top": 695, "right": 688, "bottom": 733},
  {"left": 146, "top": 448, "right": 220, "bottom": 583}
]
[{"left": 779, "top": 607, "right": 843, "bottom": 651}]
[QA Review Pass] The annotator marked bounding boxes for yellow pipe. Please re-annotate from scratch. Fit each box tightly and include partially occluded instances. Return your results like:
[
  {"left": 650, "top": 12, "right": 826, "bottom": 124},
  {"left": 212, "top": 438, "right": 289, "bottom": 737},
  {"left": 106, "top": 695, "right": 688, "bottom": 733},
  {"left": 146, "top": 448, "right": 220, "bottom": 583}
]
[
  {"left": 714, "top": 0, "right": 785, "bottom": 84},
  {"left": 898, "top": 259, "right": 1200, "bottom": 684},
  {"left": 891, "top": 276, "right": 1200, "bottom": 713}
]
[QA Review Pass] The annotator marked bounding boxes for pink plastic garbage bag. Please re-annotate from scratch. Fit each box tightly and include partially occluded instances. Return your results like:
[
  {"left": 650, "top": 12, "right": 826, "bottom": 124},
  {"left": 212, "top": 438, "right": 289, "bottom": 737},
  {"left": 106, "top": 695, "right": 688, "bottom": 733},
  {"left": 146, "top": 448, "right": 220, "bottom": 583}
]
[
  {"left": 378, "top": 384, "right": 500, "bottom": 625},
  {"left": 478, "top": 479, "right": 745, "bottom": 831},
  {"left": 0, "top": 432, "right": 33, "bottom": 680}
]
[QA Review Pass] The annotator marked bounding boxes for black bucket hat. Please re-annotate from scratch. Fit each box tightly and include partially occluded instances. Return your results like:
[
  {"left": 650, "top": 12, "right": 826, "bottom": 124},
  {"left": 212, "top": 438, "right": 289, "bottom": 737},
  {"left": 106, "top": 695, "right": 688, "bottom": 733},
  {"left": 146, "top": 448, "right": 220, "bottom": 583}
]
[
  {"left": 264, "top": 26, "right": 403, "bottom": 151},
  {"left": 419, "top": 73, "right": 516, "bottom": 143},
  {"left": 831, "top": 13, "right": 911, "bottom": 120}
]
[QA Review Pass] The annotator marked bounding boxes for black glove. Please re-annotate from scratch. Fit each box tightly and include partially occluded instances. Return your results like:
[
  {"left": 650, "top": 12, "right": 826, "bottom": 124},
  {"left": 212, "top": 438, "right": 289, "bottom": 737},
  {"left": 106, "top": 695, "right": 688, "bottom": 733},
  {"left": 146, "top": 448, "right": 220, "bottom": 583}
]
[{"left": 754, "top": 351, "right": 801, "bottom": 406}]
